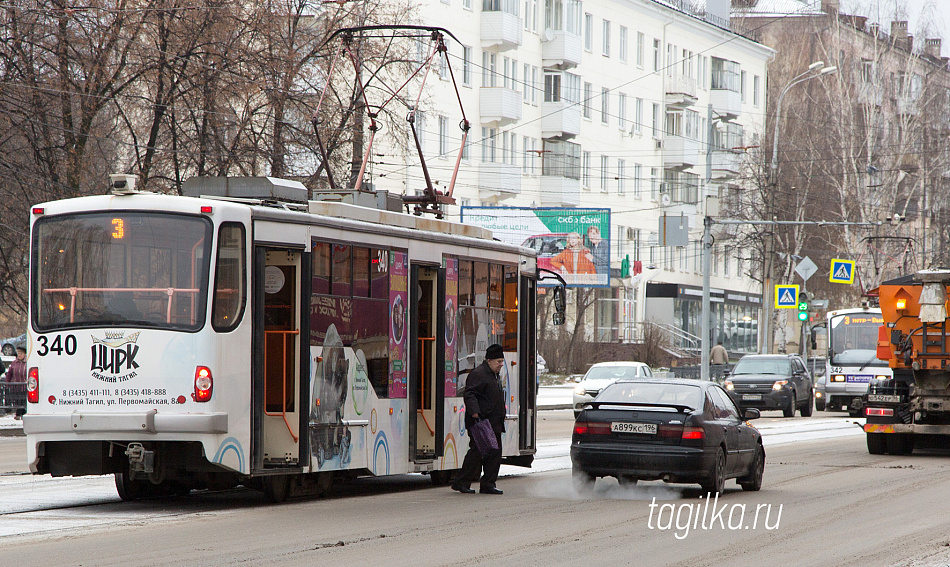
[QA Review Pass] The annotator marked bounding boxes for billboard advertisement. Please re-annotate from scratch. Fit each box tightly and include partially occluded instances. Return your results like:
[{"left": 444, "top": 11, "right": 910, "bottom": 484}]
[{"left": 461, "top": 207, "right": 610, "bottom": 288}]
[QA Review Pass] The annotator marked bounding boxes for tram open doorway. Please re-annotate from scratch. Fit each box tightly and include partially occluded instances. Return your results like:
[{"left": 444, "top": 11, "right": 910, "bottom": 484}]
[
  {"left": 256, "top": 248, "right": 303, "bottom": 468},
  {"left": 409, "top": 264, "right": 445, "bottom": 464}
]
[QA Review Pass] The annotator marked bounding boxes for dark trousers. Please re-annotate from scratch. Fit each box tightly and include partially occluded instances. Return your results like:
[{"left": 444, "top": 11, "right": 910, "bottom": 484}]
[{"left": 455, "top": 431, "right": 502, "bottom": 489}]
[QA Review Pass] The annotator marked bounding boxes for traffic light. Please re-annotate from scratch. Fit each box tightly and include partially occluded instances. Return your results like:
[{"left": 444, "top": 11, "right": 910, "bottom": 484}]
[{"left": 798, "top": 292, "right": 809, "bottom": 322}]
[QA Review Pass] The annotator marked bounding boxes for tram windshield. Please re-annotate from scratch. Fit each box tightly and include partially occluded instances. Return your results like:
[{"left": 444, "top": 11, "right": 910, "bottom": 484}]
[
  {"left": 829, "top": 313, "right": 888, "bottom": 367},
  {"left": 33, "top": 212, "right": 213, "bottom": 331}
]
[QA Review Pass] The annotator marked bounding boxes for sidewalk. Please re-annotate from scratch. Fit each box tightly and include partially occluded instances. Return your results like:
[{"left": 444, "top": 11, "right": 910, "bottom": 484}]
[{"left": 0, "top": 414, "right": 22, "bottom": 436}]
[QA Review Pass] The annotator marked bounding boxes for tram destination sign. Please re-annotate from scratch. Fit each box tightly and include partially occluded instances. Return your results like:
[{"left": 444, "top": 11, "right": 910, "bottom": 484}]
[{"left": 461, "top": 207, "right": 611, "bottom": 288}]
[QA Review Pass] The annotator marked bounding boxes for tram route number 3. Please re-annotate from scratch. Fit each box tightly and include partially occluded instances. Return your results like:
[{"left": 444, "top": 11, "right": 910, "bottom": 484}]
[{"left": 36, "top": 334, "right": 78, "bottom": 357}]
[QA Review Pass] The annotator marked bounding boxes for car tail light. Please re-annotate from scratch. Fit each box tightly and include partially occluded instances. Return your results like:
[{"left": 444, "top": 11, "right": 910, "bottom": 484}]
[
  {"left": 866, "top": 407, "right": 893, "bottom": 417},
  {"left": 657, "top": 424, "right": 684, "bottom": 438},
  {"left": 193, "top": 366, "right": 213, "bottom": 402},
  {"left": 573, "top": 421, "right": 610, "bottom": 435},
  {"left": 681, "top": 427, "right": 705, "bottom": 440},
  {"left": 27, "top": 367, "right": 39, "bottom": 403}
]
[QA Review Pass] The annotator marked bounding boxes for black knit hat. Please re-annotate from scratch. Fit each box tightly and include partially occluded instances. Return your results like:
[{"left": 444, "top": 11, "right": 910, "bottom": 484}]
[{"left": 485, "top": 344, "right": 504, "bottom": 360}]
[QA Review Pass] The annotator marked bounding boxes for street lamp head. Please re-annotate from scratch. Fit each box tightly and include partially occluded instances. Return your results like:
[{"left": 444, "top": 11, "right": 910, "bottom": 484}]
[
  {"left": 808, "top": 61, "right": 825, "bottom": 71},
  {"left": 819, "top": 65, "right": 838, "bottom": 75}
]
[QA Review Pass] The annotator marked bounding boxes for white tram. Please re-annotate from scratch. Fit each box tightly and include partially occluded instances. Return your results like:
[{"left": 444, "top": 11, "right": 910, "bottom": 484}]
[{"left": 24, "top": 177, "right": 556, "bottom": 501}]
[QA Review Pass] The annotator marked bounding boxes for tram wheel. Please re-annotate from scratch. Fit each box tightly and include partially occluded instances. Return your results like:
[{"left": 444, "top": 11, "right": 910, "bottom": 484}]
[{"left": 115, "top": 472, "right": 145, "bottom": 502}]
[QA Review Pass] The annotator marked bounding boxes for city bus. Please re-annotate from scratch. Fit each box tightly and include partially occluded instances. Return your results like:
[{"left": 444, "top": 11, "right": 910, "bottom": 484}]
[
  {"left": 23, "top": 176, "right": 560, "bottom": 501},
  {"left": 816, "top": 307, "right": 892, "bottom": 415}
]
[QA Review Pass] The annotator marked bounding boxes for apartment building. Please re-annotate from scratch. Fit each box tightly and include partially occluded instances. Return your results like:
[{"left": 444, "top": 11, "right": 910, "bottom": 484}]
[{"left": 367, "top": 0, "right": 773, "bottom": 354}]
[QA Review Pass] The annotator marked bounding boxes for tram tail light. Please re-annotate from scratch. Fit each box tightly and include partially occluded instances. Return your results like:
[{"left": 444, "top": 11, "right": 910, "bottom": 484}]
[
  {"left": 194, "top": 366, "right": 213, "bottom": 402},
  {"left": 27, "top": 367, "right": 39, "bottom": 403}
]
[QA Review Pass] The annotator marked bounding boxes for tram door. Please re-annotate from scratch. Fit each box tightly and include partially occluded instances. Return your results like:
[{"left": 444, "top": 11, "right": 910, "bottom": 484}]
[
  {"left": 409, "top": 265, "right": 445, "bottom": 462},
  {"left": 257, "top": 249, "right": 302, "bottom": 467}
]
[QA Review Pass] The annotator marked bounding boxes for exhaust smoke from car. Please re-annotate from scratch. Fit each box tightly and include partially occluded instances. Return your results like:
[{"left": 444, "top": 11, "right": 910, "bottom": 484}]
[{"left": 528, "top": 475, "right": 683, "bottom": 501}]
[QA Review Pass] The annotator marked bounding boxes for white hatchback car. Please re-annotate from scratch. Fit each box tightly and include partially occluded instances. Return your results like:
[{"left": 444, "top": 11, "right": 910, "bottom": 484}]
[{"left": 573, "top": 361, "right": 654, "bottom": 416}]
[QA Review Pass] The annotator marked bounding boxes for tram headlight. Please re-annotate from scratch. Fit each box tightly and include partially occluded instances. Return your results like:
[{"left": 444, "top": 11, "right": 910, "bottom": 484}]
[
  {"left": 27, "top": 367, "right": 39, "bottom": 403},
  {"left": 194, "top": 366, "right": 213, "bottom": 402}
]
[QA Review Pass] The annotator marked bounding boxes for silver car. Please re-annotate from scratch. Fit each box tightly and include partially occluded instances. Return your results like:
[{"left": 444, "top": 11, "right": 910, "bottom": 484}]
[{"left": 573, "top": 361, "right": 653, "bottom": 417}]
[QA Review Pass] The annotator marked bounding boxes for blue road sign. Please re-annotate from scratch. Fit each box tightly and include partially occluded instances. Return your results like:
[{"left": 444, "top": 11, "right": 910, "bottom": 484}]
[
  {"left": 829, "top": 259, "right": 855, "bottom": 284},
  {"left": 775, "top": 285, "right": 799, "bottom": 309}
]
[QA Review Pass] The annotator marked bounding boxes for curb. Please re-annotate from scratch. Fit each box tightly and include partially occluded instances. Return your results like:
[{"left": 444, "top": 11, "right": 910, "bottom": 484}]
[{"left": 539, "top": 404, "right": 573, "bottom": 411}]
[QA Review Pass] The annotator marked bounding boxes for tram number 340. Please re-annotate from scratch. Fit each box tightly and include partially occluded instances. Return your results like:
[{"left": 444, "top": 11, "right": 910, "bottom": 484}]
[{"left": 36, "top": 334, "right": 78, "bottom": 357}]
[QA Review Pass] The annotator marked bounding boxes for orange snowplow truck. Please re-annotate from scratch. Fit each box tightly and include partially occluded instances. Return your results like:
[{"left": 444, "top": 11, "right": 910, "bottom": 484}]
[{"left": 865, "top": 270, "right": 950, "bottom": 455}]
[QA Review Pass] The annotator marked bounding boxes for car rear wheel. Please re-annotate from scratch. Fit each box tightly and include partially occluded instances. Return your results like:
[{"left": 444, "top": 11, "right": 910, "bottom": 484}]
[
  {"left": 700, "top": 448, "right": 726, "bottom": 496},
  {"left": 866, "top": 433, "right": 886, "bottom": 455},
  {"left": 572, "top": 467, "right": 595, "bottom": 493},
  {"left": 739, "top": 445, "right": 764, "bottom": 491},
  {"left": 783, "top": 393, "right": 796, "bottom": 418}
]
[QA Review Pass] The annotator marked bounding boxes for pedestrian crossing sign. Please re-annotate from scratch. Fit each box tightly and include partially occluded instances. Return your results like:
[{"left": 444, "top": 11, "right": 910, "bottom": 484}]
[
  {"left": 829, "top": 259, "right": 855, "bottom": 284},
  {"left": 775, "top": 285, "right": 799, "bottom": 309}
]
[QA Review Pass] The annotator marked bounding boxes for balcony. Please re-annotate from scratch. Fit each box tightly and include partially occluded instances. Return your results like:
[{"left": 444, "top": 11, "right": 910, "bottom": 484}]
[
  {"left": 481, "top": 11, "right": 523, "bottom": 50},
  {"left": 479, "top": 87, "right": 523, "bottom": 125},
  {"left": 541, "top": 101, "right": 581, "bottom": 140},
  {"left": 665, "top": 75, "right": 698, "bottom": 109},
  {"left": 709, "top": 88, "right": 740, "bottom": 121},
  {"left": 539, "top": 174, "right": 581, "bottom": 207},
  {"left": 663, "top": 135, "right": 701, "bottom": 170},
  {"left": 541, "top": 30, "right": 582, "bottom": 70},
  {"left": 710, "top": 150, "right": 741, "bottom": 179},
  {"left": 477, "top": 162, "right": 521, "bottom": 202}
]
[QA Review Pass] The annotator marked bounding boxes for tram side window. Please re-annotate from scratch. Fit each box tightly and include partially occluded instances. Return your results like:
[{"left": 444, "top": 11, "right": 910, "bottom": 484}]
[
  {"left": 370, "top": 249, "right": 389, "bottom": 300},
  {"left": 313, "top": 242, "right": 330, "bottom": 295},
  {"left": 503, "top": 265, "right": 518, "bottom": 351},
  {"left": 311, "top": 239, "right": 393, "bottom": 399},
  {"left": 332, "top": 244, "right": 351, "bottom": 296},
  {"left": 458, "top": 260, "right": 473, "bottom": 306},
  {"left": 212, "top": 223, "right": 247, "bottom": 332},
  {"left": 353, "top": 246, "right": 370, "bottom": 298}
]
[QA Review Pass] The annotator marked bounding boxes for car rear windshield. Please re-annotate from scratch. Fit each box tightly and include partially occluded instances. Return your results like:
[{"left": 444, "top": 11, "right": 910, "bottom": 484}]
[
  {"left": 598, "top": 382, "right": 702, "bottom": 411},
  {"left": 732, "top": 358, "right": 791, "bottom": 375},
  {"left": 584, "top": 365, "right": 643, "bottom": 380}
]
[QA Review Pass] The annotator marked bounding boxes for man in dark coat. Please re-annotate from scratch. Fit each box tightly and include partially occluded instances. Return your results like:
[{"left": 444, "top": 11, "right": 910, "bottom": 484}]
[{"left": 452, "top": 343, "right": 506, "bottom": 495}]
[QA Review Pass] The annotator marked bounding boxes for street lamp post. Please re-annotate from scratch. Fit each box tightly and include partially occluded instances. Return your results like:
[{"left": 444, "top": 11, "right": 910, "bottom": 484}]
[{"left": 761, "top": 61, "right": 837, "bottom": 354}]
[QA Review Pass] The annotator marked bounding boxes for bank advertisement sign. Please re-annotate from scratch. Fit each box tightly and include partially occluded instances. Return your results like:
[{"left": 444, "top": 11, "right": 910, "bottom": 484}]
[{"left": 461, "top": 207, "right": 611, "bottom": 288}]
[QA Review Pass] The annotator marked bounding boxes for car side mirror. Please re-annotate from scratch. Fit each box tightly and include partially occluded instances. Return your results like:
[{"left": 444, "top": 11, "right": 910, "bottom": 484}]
[{"left": 743, "top": 408, "right": 760, "bottom": 420}]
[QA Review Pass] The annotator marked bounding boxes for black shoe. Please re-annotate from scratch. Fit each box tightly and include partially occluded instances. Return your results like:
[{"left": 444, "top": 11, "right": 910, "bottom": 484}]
[
  {"left": 479, "top": 487, "right": 503, "bottom": 495},
  {"left": 451, "top": 484, "right": 475, "bottom": 494}
]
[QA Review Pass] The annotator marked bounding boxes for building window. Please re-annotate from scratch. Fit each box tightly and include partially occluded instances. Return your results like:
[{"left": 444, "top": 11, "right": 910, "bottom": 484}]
[
  {"left": 633, "top": 163, "right": 642, "bottom": 197},
  {"left": 652, "top": 38, "right": 660, "bottom": 72},
  {"left": 584, "top": 13, "right": 592, "bottom": 51},
  {"left": 582, "top": 151, "right": 591, "bottom": 188},
  {"left": 438, "top": 116, "right": 448, "bottom": 156},
  {"left": 652, "top": 103, "right": 660, "bottom": 137},
  {"left": 463, "top": 46, "right": 472, "bottom": 86},
  {"left": 464, "top": 0, "right": 471, "bottom": 8},
  {"left": 600, "top": 155, "right": 609, "bottom": 192},
  {"left": 583, "top": 82, "right": 592, "bottom": 118},
  {"left": 753, "top": 75, "right": 760, "bottom": 106},
  {"left": 636, "top": 31, "right": 645, "bottom": 68},
  {"left": 651, "top": 167, "right": 659, "bottom": 200},
  {"left": 740, "top": 70, "right": 747, "bottom": 102},
  {"left": 711, "top": 57, "right": 740, "bottom": 92},
  {"left": 619, "top": 26, "right": 628, "bottom": 63},
  {"left": 482, "top": 51, "right": 498, "bottom": 87},
  {"left": 461, "top": 130, "right": 470, "bottom": 161},
  {"left": 601, "top": 87, "right": 609, "bottom": 124},
  {"left": 602, "top": 20, "right": 610, "bottom": 57},
  {"left": 531, "top": 66, "right": 539, "bottom": 104},
  {"left": 544, "top": 72, "right": 561, "bottom": 102},
  {"left": 634, "top": 98, "right": 643, "bottom": 134},
  {"left": 618, "top": 93, "right": 627, "bottom": 130},
  {"left": 523, "top": 63, "right": 530, "bottom": 102},
  {"left": 617, "top": 159, "right": 625, "bottom": 194},
  {"left": 481, "top": 127, "right": 496, "bottom": 162}
]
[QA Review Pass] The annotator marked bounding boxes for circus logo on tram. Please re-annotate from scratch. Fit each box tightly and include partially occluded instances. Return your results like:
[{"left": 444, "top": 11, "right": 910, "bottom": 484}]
[{"left": 90, "top": 331, "right": 141, "bottom": 383}]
